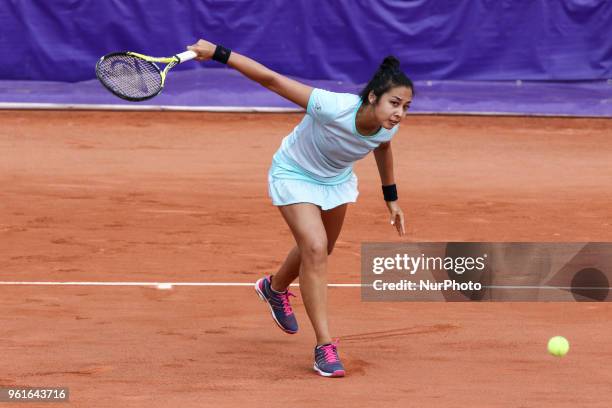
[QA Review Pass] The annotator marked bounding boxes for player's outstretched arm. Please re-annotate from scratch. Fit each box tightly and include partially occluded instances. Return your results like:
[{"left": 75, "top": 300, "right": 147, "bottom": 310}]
[{"left": 187, "top": 39, "right": 312, "bottom": 109}]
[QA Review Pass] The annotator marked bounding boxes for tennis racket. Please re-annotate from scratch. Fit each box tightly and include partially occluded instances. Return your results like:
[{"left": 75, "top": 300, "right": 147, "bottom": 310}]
[{"left": 95, "top": 50, "right": 197, "bottom": 102}]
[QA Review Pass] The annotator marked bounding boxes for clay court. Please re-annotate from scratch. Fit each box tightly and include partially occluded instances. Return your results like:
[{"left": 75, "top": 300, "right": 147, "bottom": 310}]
[{"left": 1, "top": 111, "right": 611, "bottom": 406}]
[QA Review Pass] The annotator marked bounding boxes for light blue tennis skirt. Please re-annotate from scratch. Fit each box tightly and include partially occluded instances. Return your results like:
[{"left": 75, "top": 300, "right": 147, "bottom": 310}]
[{"left": 268, "top": 150, "right": 359, "bottom": 211}]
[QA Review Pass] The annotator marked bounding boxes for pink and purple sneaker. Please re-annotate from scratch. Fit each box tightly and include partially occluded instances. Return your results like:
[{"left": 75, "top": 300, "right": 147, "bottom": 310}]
[
  {"left": 254, "top": 275, "right": 298, "bottom": 334},
  {"left": 314, "top": 340, "right": 345, "bottom": 377}
]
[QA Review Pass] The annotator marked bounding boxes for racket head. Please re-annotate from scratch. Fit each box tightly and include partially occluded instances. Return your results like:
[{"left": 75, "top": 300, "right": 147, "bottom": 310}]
[{"left": 95, "top": 52, "right": 165, "bottom": 102}]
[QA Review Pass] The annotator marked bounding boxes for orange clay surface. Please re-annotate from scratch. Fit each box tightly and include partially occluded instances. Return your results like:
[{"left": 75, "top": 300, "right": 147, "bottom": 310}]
[{"left": 1, "top": 111, "right": 611, "bottom": 407}]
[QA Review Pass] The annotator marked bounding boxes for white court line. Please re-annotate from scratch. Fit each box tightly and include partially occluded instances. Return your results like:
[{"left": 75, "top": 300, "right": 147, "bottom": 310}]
[
  {"left": 0, "top": 282, "right": 608, "bottom": 290},
  {"left": 484, "top": 285, "right": 611, "bottom": 290},
  {"left": 0, "top": 281, "right": 364, "bottom": 287}
]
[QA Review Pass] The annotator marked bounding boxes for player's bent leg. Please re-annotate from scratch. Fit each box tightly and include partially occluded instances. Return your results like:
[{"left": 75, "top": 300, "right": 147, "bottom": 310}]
[
  {"left": 321, "top": 204, "right": 348, "bottom": 255},
  {"left": 273, "top": 203, "right": 348, "bottom": 292},
  {"left": 278, "top": 203, "right": 332, "bottom": 346},
  {"left": 271, "top": 245, "right": 301, "bottom": 292},
  {"left": 258, "top": 203, "right": 347, "bottom": 377},
  {"left": 254, "top": 203, "right": 325, "bottom": 336}
]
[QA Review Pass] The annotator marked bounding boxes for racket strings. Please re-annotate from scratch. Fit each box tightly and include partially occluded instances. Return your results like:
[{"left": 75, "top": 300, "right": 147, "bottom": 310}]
[{"left": 96, "top": 54, "right": 163, "bottom": 100}]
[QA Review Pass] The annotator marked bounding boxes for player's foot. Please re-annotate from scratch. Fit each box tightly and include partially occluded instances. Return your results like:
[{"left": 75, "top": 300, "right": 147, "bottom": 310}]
[
  {"left": 313, "top": 340, "right": 345, "bottom": 377},
  {"left": 254, "top": 275, "right": 298, "bottom": 334}
]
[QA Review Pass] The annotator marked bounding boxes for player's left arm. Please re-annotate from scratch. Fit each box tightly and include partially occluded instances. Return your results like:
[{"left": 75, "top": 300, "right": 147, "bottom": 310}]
[{"left": 373, "top": 141, "right": 405, "bottom": 236}]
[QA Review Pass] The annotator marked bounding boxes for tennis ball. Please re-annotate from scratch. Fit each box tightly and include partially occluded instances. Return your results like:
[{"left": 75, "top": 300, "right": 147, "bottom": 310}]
[{"left": 547, "top": 336, "right": 569, "bottom": 357}]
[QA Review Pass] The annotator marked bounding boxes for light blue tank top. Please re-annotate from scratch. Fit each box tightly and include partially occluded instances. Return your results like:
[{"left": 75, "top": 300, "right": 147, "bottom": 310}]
[{"left": 272, "top": 88, "right": 399, "bottom": 185}]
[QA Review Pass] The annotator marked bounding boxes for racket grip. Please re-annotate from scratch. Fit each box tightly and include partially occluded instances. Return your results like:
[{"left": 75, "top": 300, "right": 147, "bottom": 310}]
[{"left": 176, "top": 50, "right": 197, "bottom": 63}]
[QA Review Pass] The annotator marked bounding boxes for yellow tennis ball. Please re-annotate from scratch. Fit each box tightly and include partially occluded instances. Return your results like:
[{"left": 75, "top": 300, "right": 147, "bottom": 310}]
[{"left": 547, "top": 336, "right": 570, "bottom": 357}]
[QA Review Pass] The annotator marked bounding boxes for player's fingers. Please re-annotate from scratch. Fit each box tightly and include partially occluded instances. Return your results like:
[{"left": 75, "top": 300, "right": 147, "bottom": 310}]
[
  {"left": 187, "top": 45, "right": 205, "bottom": 61},
  {"left": 399, "top": 213, "right": 406, "bottom": 236}
]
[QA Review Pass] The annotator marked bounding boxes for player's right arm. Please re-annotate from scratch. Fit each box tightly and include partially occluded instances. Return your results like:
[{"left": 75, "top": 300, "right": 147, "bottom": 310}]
[{"left": 187, "top": 39, "right": 313, "bottom": 110}]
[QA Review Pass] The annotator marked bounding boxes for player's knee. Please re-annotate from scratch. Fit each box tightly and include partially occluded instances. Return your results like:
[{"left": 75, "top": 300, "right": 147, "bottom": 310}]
[{"left": 301, "top": 239, "right": 328, "bottom": 262}]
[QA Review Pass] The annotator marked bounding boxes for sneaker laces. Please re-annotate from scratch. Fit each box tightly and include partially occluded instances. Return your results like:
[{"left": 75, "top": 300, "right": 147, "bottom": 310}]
[
  {"left": 320, "top": 339, "right": 340, "bottom": 363},
  {"left": 277, "top": 290, "right": 296, "bottom": 316}
]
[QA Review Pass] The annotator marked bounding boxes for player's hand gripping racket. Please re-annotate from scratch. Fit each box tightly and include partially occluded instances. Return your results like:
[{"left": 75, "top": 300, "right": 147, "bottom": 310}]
[{"left": 95, "top": 50, "right": 197, "bottom": 101}]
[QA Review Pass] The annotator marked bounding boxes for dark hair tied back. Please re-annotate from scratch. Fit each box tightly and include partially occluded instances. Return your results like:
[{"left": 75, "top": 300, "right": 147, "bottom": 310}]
[
  {"left": 380, "top": 56, "right": 400, "bottom": 71},
  {"left": 360, "top": 55, "right": 414, "bottom": 105}
]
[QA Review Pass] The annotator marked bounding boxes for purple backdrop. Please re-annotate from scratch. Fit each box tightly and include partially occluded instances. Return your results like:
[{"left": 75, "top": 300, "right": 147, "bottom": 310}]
[
  {"left": 1, "top": 0, "right": 610, "bottom": 83},
  {"left": 2, "top": 73, "right": 610, "bottom": 117}
]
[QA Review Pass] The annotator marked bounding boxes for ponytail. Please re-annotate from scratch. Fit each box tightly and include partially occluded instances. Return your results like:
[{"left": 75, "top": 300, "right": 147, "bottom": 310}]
[{"left": 359, "top": 56, "right": 414, "bottom": 105}]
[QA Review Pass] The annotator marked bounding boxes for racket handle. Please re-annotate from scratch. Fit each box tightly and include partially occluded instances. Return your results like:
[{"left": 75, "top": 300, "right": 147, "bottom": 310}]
[{"left": 175, "top": 50, "right": 197, "bottom": 63}]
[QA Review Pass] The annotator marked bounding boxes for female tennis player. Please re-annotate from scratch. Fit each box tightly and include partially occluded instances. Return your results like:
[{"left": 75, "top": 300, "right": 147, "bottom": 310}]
[{"left": 188, "top": 39, "right": 413, "bottom": 378}]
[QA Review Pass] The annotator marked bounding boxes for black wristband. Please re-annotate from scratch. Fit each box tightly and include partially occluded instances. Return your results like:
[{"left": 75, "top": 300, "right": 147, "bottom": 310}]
[
  {"left": 382, "top": 184, "right": 398, "bottom": 202},
  {"left": 212, "top": 45, "right": 232, "bottom": 64}
]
